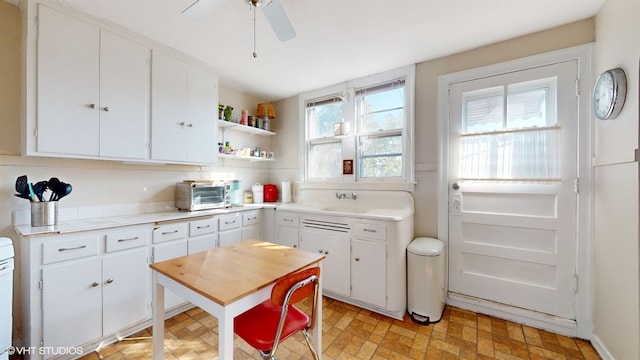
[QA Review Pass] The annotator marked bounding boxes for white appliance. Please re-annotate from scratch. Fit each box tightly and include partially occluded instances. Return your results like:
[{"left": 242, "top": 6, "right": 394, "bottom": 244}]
[{"left": 0, "top": 237, "right": 14, "bottom": 360}]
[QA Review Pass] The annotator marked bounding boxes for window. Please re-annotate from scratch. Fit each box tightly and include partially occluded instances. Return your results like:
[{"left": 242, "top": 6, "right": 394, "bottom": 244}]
[
  {"left": 300, "top": 66, "right": 415, "bottom": 188},
  {"left": 459, "top": 77, "right": 560, "bottom": 181}
]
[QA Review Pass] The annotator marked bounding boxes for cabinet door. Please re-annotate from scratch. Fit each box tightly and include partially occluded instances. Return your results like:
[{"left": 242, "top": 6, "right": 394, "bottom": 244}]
[
  {"left": 351, "top": 238, "right": 387, "bottom": 308},
  {"left": 37, "top": 5, "right": 100, "bottom": 156},
  {"left": 219, "top": 229, "right": 242, "bottom": 247},
  {"left": 150, "top": 51, "right": 188, "bottom": 162},
  {"left": 188, "top": 234, "right": 217, "bottom": 254},
  {"left": 42, "top": 258, "right": 102, "bottom": 353},
  {"left": 102, "top": 248, "right": 149, "bottom": 335},
  {"left": 300, "top": 230, "right": 350, "bottom": 297},
  {"left": 153, "top": 240, "right": 188, "bottom": 309},
  {"left": 275, "top": 226, "right": 298, "bottom": 248},
  {"left": 99, "top": 30, "right": 148, "bottom": 159},
  {"left": 185, "top": 64, "right": 217, "bottom": 163},
  {"left": 241, "top": 224, "right": 261, "bottom": 241}
]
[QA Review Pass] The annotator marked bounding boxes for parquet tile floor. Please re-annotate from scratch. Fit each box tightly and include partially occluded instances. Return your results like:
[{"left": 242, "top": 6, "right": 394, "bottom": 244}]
[{"left": 80, "top": 297, "right": 600, "bottom": 360}]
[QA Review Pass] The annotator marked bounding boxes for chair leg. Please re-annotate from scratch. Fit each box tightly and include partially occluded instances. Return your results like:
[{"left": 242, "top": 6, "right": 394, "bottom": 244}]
[{"left": 302, "top": 329, "right": 320, "bottom": 360}]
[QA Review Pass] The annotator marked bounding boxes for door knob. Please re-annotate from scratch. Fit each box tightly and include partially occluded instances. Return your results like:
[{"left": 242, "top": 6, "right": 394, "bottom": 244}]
[{"left": 452, "top": 183, "right": 460, "bottom": 190}]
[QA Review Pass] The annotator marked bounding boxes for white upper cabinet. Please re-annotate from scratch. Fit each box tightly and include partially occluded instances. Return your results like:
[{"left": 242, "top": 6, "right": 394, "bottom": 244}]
[
  {"left": 35, "top": 5, "right": 149, "bottom": 159},
  {"left": 26, "top": 2, "right": 217, "bottom": 164},
  {"left": 151, "top": 50, "right": 217, "bottom": 164}
]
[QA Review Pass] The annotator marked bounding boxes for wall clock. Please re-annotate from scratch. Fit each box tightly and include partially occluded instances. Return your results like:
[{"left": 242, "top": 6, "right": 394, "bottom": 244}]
[{"left": 592, "top": 67, "right": 627, "bottom": 120}]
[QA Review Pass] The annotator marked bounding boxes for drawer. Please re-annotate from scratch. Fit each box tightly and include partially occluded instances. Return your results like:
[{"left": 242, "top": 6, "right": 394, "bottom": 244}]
[
  {"left": 242, "top": 211, "right": 261, "bottom": 226},
  {"left": 42, "top": 235, "right": 99, "bottom": 264},
  {"left": 276, "top": 212, "right": 299, "bottom": 227},
  {"left": 352, "top": 222, "right": 386, "bottom": 241},
  {"left": 190, "top": 217, "right": 218, "bottom": 237},
  {"left": 105, "top": 229, "right": 148, "bottom": 253},
  {"left": 219, "top": 214, "right": 241, "bottom": 231},
  {"left": 153, "top": 222, "right": 187, "bottom": 244}
]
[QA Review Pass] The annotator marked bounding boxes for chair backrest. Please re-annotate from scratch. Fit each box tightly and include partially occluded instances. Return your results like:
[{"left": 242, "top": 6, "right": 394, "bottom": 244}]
[{"left": 271, "top": 267, "right": 320, "bottom": 306}]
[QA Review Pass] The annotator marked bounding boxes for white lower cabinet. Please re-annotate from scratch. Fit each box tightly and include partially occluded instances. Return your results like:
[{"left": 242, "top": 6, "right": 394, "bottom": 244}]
[
  {"left": 351, "top": 238, "right": 386, "bottom": 308},
  {"left": 275, "top": 211, "right": 299, "bottom": 248},
  {"left": 187, "top": 216, "right": 218, "bottom": 254},
  {"left": 218, "top": 213, "right": 242, "bottom": 247},
  {"left": 34, "top": 226, "right": 151, "bottom": 359},
  {"left": 299, "top": 219, "right": 351, "bottom": 297},
  {"left": 241, "top": 210, "right": 262, "bottom": 241},
  {"left": 152, "top": 223, "right": 188, "bottom": 309}
]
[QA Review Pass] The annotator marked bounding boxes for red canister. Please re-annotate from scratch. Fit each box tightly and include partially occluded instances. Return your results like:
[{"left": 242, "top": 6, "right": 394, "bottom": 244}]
[{"left": 263, "top": 184, "right": 278, "bottom": 202}]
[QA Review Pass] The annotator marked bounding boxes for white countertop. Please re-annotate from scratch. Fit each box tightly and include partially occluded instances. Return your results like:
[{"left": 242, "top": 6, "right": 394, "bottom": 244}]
[{"left": 14, "top": 190, "right": 414, "bottom": 237}]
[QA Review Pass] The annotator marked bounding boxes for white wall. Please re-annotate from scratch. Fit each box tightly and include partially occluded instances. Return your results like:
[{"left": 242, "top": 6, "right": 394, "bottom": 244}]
[{"left": 592, "top": 0, "right": 640, "bottom": 358}]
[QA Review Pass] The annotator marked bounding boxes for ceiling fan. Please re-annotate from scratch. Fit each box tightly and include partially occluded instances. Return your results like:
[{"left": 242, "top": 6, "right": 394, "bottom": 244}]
[{"left": 181, "top": 0, "right": 296, "bottom": 43}]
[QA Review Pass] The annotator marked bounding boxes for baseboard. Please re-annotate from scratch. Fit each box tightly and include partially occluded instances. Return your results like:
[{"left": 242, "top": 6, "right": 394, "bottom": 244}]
[
  {"left": 447, "top": 292, "right": 579, "bottom": 337},
  {"left": 590, "top": 334, "right": 615, "bottom": 360}
]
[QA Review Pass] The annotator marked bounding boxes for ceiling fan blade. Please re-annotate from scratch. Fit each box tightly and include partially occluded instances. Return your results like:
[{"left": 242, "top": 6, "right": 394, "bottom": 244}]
[
  {"left": 261, "top": 0, "right": 296, "bottom": 41},
  {"left": 181, "top": 0, "right": 228, "bottom": 19}
]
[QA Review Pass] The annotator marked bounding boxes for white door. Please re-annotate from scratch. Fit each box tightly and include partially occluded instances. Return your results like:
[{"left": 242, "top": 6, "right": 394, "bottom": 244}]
[{"left": 448, "top": 60, "right": 578, "bottom": 319}]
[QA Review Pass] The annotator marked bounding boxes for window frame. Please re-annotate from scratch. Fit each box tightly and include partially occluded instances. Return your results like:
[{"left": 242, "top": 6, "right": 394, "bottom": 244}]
[{"left": 298, "top": 65, "right": 415, "bottom": 191}]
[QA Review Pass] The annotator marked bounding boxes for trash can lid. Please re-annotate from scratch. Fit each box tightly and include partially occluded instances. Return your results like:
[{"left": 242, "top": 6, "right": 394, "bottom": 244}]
[{"left": 407, "top": 237, "right": 444, "bottom": 256}]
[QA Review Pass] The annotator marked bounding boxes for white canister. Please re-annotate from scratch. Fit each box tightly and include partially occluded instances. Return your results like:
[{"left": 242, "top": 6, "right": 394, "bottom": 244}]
[
  {"left": 281, "top": 181, "right": 292, "bottom": 203},
  {"left": 252, "top": 183, "right": 264, "bottom": 203}
]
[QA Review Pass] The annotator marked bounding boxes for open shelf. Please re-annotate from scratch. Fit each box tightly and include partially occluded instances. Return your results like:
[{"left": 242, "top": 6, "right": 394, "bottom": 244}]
[
  {"left": 217, "top": 153, "right": 274, "bottom": 162},
  {"left": 217, "top": 119, "right": 276, "bottom": 136}
]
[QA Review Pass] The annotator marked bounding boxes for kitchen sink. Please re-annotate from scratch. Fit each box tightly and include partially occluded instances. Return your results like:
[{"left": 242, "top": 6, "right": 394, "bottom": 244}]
[{"left": 321, "top": 206, "right": 368, "bottom": 214}]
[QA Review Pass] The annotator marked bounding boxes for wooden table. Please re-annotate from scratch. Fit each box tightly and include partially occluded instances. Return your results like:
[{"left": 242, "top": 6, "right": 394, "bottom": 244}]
[{"left": 150, "top": 239, "right": 325, "bottom": 360}]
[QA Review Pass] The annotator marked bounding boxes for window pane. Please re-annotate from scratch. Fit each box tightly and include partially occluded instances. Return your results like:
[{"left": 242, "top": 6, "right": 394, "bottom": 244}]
[
  {"left": 507, "top": 78, "right": 555, "bottom": 128},
  {"left": 357, "top": 84, "right": 404, "bottom": 132},
  {"left": 307, "top": 99, "right": 343, "bottom": 139},
  {"left": 463, "top": 86, "right": 504, "bottom": 134},
  {"left": 309, "top": 141, "right": 342, "bottom": 179},
  {"left": 360, "top": 134, "right": 402, "bottom": 178}
]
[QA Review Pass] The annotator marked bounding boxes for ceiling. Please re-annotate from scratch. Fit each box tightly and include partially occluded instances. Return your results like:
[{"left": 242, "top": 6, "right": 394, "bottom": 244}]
[{"left": 54, "top": 0, "right": 605, "bottom": 101}]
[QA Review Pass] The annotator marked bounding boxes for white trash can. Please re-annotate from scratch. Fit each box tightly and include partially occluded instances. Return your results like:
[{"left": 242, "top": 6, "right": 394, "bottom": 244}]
[{"left": 407, "top": 237, "right": 445, "bottom": 324}]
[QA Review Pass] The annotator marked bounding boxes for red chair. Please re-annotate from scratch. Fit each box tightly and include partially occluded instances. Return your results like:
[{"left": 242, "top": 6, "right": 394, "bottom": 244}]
[{"left": 234, "top": 267, "right": 321, "bottom": 360}]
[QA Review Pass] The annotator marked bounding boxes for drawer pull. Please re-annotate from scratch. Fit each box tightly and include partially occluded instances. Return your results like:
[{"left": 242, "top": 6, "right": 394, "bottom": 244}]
[
  {"left": 105, "top": 278, "right": 114, "bottom": 284},
  {"left": 0, "top": 266, "right": 7, "bottom": 272},
  {"left": 162, "top": 230, "right": 179, "bottom": 235},
  {"left": 355, "top": 257, "right": 360, "bottom": 262},
  {"left": 117, "top": 236, "right": 140, "bottom": 242},
  {"left": 363, "top": 229, "right": 377, "bottom": 233},
  {"left": 225, "top": 220, "right": 236, "bottom": 225},
  {"left": 91, "top": 282, "right": 100, "bottom": 288},
  {"left": 248, "top": 217, "right": 257, "bottom": 221},
  {"left": 58, "top": 245, "right": 87, "bottom": 252},
  {"left": 197, "top": 225, "right": 211, "bottom": 229}
]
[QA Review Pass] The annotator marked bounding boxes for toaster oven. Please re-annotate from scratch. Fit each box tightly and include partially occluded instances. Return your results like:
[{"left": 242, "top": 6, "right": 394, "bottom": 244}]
[{"left": 176, "top": 181, "right": 231, "bottom": 211}]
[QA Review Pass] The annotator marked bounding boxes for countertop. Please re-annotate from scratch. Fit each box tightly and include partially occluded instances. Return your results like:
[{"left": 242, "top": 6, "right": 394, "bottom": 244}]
[{"left": 14, "top": 198, "right": 413, "bottom": 237}]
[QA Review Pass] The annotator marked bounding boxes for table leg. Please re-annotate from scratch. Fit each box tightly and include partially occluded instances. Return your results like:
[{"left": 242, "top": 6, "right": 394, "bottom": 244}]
[
  {"left": 218, "top": 311, "right": 235, "bottom": 360},
  {"left": 152, "top": 273, "right": 165, "bottom": 360},
  {"left": 313, "top": 274, "right": 323, "bottom": 358}
]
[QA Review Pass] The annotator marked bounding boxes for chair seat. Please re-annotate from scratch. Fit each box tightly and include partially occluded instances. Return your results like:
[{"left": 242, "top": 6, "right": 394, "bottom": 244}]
[{"left": 234, "top": 299, "right": 310, "bottom": 352}]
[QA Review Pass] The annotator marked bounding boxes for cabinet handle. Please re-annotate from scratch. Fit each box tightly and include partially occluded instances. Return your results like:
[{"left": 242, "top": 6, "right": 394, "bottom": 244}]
[
  {"left": 103, "top": 106, "right": 110, "bottom": 112},
  {"left": 105, "top": 278, "right": 114, "bottom": 284},
  {"left": 363, "top": 229, "right": 377, "bottom": 233},
  {"left": 89, "top": 103, "right": 96, "bottom": 109},
  {"left": 324, "top": 250, "right": 329, "bottom": 255},
  {"left": 225, "top": 220, "right": 236, "bottom": 225},
  {"left": 293, "top": 245, "right": 297, "bottom": 248},
  {"left": 0, "top": 266, "right": 7, "bottom": 272},
  {"left": 179, "top": 122, "right": 186, "bottom": 126},
  {"left": 162, "top": 230, "right": 179, "bottom": 235},
  {"left": 117, "top": 236, "right": 139, "bottom": 242},
  {"left": 355, "top": 257, "right": 360, "bottom": 262},
  {"left": 318, "top": 249, "right": 323, "bottom": 254},
  {"left": 58, "top": 245, "right": 87, "bottom": 252},
  {"left": 248, "top": 217, "right": 256, "bottom": 221},
  {"left": 91, "top": 282, "right": 100, "bottom": 288},
  {"left": 187, "top": 123, "right": 195, "bottom": 127},
  {"left": 197, "top": 225, "right": 211, "bottom": 229}
]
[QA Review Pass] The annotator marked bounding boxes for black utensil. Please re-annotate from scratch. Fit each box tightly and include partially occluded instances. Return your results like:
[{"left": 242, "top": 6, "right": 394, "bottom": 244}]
[
  {"left": 14, "top": 193, "right": 31, "bottom": 200},
  {"left": 33, "top": 181, "right": 48, "bottom": 202},
  {"left": 48, "top": 177, "right": 61, "bottom": 201},
  {"left": 56, "top": 183, "right": 72, "bottom": 201},
  {"left": 15, "top": 175, "right": 29, "bottom": 198}
]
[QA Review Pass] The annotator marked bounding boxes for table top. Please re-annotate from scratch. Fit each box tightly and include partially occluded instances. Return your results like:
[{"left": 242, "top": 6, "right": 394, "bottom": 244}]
[{"left": 150, "top": 240, "right": 325, "bottom": 306}]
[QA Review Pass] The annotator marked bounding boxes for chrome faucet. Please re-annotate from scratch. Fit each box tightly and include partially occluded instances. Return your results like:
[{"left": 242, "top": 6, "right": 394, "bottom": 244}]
[{"left": 335, "top": 192, "right": 357, "bottom": 200}]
